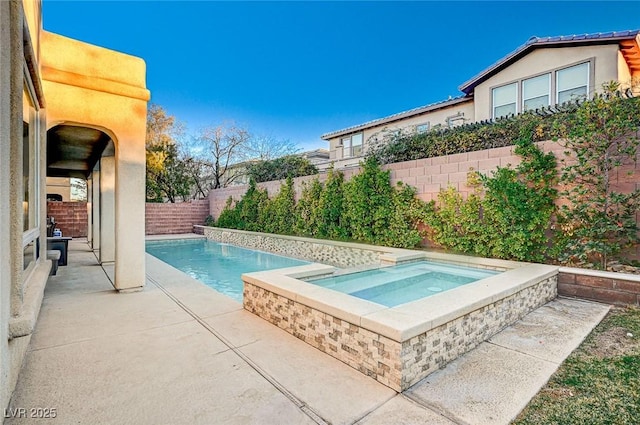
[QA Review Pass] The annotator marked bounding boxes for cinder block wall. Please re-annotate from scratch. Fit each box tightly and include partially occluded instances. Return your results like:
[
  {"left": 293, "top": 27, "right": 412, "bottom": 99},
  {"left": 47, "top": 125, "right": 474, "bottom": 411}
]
[
  {"left": 145, "top": 199, "right": 210, "bottom": 235},
  {"left": 559, "top": 269, "right": 640, "bottom": 306},
  {"left": 46, "top": 201, "right": 88, "bottom": 237}
]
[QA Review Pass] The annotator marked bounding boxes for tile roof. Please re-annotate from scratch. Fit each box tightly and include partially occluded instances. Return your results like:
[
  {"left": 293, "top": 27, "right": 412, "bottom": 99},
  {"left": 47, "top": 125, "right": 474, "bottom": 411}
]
[
  {"left": 459, "top": 30, "right": 640, "bottom": 94},
  {"left": 321, "top": 95, "right": 472, "bottom": 140}
]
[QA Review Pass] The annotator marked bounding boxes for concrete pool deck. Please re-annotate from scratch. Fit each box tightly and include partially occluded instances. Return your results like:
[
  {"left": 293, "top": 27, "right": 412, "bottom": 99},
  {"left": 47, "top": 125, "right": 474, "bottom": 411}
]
[{"left": 6, "top": 238, "right": 609, "bottom": 425}]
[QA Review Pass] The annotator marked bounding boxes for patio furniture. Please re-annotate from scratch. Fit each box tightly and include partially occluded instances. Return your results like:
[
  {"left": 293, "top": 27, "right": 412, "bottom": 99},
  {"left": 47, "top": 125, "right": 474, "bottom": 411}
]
[{"left": 47, "top": 236, "right": 72, "bottom": 266}]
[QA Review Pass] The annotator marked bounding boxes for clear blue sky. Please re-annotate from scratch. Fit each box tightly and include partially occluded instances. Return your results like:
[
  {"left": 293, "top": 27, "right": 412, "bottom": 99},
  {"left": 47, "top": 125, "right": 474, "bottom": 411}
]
[{"left": 43, "top": 1, "right": 640, "bottom": 151}]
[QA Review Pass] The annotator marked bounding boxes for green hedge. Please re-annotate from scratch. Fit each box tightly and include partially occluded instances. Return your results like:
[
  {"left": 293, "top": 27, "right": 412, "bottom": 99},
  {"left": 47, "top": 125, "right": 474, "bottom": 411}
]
[{"left": 213, "top": 159, "right": 429, "bottom": 248}]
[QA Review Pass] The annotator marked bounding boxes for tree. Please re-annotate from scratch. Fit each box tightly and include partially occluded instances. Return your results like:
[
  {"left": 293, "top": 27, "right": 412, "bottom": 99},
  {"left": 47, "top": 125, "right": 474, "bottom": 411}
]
[
  {"left": 193, "top": 124, "right": 251, "bottom": 190},
  {"left": 70, "top": 178, "right": 87, "bottom": 201},
  {"left": 555, "top": 82, "right": 640, "bottom": 268},
  {"left": 246, "top": 155, "right": 318, "bottom": 183},
  {"left": 245, "top": 135, "right": 298, "bottom": 160},
  {"left": 145, "top": 104, "right": 193, "bottom": 202}
]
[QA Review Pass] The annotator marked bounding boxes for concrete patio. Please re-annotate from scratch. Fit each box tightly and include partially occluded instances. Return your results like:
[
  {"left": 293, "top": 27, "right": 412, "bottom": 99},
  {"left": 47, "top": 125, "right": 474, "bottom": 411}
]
[{"left": 6, "top": 238, "right": 610, "bottom": 425}]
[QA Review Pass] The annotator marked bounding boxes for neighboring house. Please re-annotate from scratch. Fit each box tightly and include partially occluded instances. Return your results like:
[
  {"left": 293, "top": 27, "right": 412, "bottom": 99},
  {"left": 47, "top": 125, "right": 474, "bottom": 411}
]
[
  {"left": 300, "top": 148, "right": 330, "bottom": 166},
  {"left": 322, "top": 30, "right": 640, "bottom": 169}
]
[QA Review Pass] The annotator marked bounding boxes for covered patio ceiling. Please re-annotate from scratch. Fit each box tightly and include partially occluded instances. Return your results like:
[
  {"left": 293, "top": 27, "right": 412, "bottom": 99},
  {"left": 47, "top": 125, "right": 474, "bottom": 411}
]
[{"left": 47, "top": 125, "right": 114, "bottom": 179}]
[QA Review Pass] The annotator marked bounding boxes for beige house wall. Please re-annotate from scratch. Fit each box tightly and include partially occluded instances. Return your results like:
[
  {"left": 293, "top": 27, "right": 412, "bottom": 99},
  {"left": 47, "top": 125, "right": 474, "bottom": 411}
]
[
  {"left": 473, "top": 44, "right": 620, "bottom": 121},
  {"left": 327, "top": 100, "right": 474, "bottom": 164}
]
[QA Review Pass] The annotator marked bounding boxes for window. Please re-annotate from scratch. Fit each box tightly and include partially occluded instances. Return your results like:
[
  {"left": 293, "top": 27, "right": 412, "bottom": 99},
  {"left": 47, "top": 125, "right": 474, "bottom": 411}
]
[
  {"left": 341, "top": 133, "right": 363, "bottom": 158},
  {"left": 492, "top": 82, "right": 517, "bottom": 118},
  {"left": 416, "top": 123, "right": 430, "bottom": 134},
  {"left": 446, "top": 112, "right": 465, "bottom": 128},
  {"left": 523, "top": 73, "right": 550, "bottom": 111},
  {"left": 490, "top": 61, "right": 592, "bottom": 118},
  {"left": 557, "top": 62, "right": 589, "bottom": 104},
  {"left": 22, "top": 82, "right": 40, "bottom": 273}
]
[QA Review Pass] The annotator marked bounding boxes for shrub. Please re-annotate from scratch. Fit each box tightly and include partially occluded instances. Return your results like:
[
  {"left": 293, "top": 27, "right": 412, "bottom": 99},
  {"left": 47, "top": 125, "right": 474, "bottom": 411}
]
[
  {"left": 317, "top": 168, "right": 348, "bottom": 240},
  {"left": 247, "top": 155, "right": 318, "bottom": 183},
  {"left": 554, "top": 85, "right": 640, "bottom": 268},
  {"left": 295, "top": 178, "right": 323, "bottom": 237},
  {"left": 427, "top": 122, "right": 557, "bottom": 262}
]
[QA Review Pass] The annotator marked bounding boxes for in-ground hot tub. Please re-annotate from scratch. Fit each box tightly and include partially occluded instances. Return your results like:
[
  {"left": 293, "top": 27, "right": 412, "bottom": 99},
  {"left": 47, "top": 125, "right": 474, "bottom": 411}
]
[
  {"left": 242, "top": 251, "right": 558, "bottom": 392},
  {"left": 307, "top": 260, "right": 500, "bottom": 307},
  {"left": 199, "top": 226, "right": 558, "bottom": 391}
]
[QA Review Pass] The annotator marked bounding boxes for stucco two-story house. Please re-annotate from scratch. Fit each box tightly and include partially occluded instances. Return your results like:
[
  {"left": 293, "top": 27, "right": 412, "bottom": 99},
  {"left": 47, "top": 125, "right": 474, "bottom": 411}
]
[{"left": 321, "top": 30, "right": 640, "bottom": 169}]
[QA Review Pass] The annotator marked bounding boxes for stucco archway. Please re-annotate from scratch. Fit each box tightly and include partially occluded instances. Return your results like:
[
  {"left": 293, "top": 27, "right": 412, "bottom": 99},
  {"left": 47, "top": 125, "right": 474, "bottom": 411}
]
[{"left": 41, "top": 31, "right": 150, "bottom": 291}]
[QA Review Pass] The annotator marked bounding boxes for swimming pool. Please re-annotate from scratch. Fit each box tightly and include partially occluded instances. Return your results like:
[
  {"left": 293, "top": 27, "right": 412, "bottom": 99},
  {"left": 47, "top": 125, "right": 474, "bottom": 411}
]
[
  {"left": 145, "top": 238, "right": 309, "bottom": 302},
  {"left": 308, "top": 261, "right": 499, "bottom": 307}
]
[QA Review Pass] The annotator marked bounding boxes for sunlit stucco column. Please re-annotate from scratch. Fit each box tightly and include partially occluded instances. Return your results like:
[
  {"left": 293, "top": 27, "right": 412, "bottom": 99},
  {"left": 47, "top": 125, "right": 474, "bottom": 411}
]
[
  {"left": 114, "top": 135, "right": 146, "bottom": 290},
  {"left": 91, "top": 162, "right": 100, "bottom": 253},
  {"left": 99, "top": 156, "right": 115, "bottom": 263},
  {"left": 86, "top": 175, "right": 92, "bottom": 243}
]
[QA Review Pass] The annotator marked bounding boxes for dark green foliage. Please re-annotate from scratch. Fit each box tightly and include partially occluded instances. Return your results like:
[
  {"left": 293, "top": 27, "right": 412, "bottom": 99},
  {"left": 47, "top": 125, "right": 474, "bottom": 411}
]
[
  {"left": 295, "top": 178, "right": 324, "bottom": 237},
  {"left": 237, "top": 179, "right": 269, "bottom": 231},
  {"left": 215, "top": 180, "right": 269, "bottom": 231},
  {"left": 343, "top": 157, "right": 395, "bottom": 243},
  {"left": 427, "top": 123, "right": 557, "bottom": 262},
  {"left": 213, "top": 160, "right": 429, "bottom": 248},
  {"left": 261, "top": 177, "right": 296, "bottom": 235},
  {"left": 215, "top": 197, "right": 240, "bottom": 229},
  {"left": 368, "top": 112, "right": 561, "bottom": 165},
  {"left": 554, "top": 86, "right": 640, "bottom": 268},
  {"left": 247, "top": 155, "right": 319, "bottom": 183},
  {"left": 317, "top": 168, "right": 348, "bottom": 240},
  {"left": 381, "top": 182, "right": 431, "bottom": 248}
]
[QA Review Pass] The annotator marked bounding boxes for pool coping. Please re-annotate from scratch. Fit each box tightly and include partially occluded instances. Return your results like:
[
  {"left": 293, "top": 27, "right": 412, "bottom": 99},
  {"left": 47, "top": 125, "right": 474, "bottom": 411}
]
[{"left": 242, "top": 252, "right": 558, "bottom": 342}]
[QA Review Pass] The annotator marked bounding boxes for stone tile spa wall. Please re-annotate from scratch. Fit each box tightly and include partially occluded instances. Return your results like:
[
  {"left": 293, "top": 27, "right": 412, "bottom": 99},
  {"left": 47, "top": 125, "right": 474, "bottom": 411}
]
[
  {"left": 201, "top": 227, "right": 382, "bottom": 268},
  {"left": 244, "top": 275, "right": 558, "bottom": 392}
]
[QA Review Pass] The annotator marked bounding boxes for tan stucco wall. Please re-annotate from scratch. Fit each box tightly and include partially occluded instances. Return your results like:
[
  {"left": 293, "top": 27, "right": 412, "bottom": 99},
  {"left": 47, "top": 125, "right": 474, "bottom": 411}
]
[
  {"left": 41, "top": 31, "right": 150, "bottom": 289},
  {"left": 327, "top": 100, "right": 475, "bottom": 162},
  {"left": 46, "top": 177, "right": 71, "bottom": 201},
  {"left": 474, "top": 44, "right": 620, "bottom": 121}
]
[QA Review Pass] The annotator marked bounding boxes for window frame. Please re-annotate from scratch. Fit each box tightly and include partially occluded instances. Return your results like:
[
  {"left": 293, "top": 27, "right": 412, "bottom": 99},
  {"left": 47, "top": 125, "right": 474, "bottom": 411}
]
[
  {"left": 522, "top": 73, "right": 551, "bottom": 112},
  {"left": 490, "top": 58, "right": 594, "bottom": 119},
  {"left": 556, "top": 62, "right": 590, "bottom": 105},
  {"left": 415, "top": 122, "right": 430, "bottom": 134},
  {"left": 22, "top": 60, "right": 41, "bottom": 275},
  {"left": 492, "top": 82, "right": 518, "bottom": 119},
  {"left": 341, "top": 132, "right": 364, "bottom": 158}
]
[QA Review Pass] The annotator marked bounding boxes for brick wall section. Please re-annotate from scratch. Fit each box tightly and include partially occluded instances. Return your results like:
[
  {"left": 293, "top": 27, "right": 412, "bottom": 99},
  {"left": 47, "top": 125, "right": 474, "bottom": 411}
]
[
  {"left": 559, "top": 268, "right": 640, "bottom": 306},
  {"left": 145, "top": 199, "right": 210, "bottom": 235},
  {"left": 46, "top": 201, "right": 88, "bottom": 237}
]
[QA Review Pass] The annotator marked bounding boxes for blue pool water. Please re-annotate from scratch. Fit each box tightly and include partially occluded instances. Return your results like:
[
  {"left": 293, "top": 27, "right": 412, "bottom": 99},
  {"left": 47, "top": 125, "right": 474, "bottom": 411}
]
[
  {"left": 146, "top": 239, "right": 309, "bottom": 302},
  {"left": 308, "top": 261, "right": 499, "bottom": 307}
]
